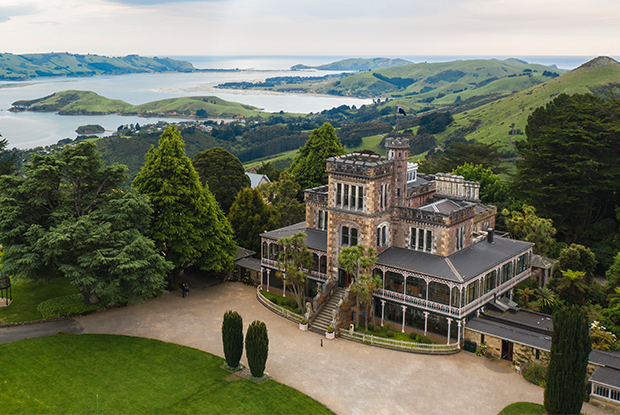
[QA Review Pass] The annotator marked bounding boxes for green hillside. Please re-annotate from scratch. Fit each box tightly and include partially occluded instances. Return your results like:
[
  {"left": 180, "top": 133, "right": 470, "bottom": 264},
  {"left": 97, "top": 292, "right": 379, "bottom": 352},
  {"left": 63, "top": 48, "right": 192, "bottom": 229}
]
[
  {"left": 0, "top": 52, "right": 196, "bottom": 80},
  {"left": 438, "top": 56, "right": 620, "bottom": 150},
  {"left": 291, "top": 57, "right": 412, "bottom": 71},
  {"left": 11, "top": 90, "right": 262, "bottom": 118}
]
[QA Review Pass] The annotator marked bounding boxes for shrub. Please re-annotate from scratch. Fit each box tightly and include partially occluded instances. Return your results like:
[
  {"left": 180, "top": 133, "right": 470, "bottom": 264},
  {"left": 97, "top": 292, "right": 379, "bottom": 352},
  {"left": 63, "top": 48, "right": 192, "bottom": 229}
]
[
  {"left": 327, "top": 325, "right": 334, "bottom": 333},
  {"left": 37, "top": 294, "right": 104, "bottom": 319},
  {"left": 372, "top": 325, "right": 381, "bottom": 333},
  {"left": 384, "top": 322, "right": 392, "bottom": 331},
  {"left": 367, "top": 322, "right": 375, "bottom": 331},
  {"left": 522, "top": 361, "right": 548, "bottom": 386},
  {"left": 222, "top": 310, "right": 243, "bottom": 369},
  {"left": 300, "top": 318, "right": 307, "bottom": 325},
  {"left": 386, "top": 330, "right": 394, "bottom": 337},
  {"left": 417, "top": 335, "right": 433, "bottom": 344},
  {"left": 245, "top": 320, "right": 269, "bottom": 378},
  {"left": 409, "top": 332, "right": 418, "bottom": 340}
]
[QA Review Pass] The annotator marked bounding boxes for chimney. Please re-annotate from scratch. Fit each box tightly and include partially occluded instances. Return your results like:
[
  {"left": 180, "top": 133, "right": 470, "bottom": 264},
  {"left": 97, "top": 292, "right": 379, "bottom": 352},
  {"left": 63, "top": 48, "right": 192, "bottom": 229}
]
[{"left": 487, "top": 228, "right": 494, "bottom": 244}]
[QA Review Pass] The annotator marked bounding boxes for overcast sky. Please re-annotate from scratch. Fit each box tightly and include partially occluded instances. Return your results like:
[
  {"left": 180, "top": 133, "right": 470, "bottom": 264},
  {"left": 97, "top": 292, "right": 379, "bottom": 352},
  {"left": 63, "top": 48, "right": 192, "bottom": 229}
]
[{"left": 0, "top": 0, "right": 618, "bottom": 57}]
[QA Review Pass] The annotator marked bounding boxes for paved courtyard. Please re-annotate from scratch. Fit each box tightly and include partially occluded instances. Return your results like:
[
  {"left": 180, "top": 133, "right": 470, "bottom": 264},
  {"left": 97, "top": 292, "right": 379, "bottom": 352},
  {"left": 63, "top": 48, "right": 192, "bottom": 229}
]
[{"left": 75, "top": 281, "right": 610, "bottom": 415}]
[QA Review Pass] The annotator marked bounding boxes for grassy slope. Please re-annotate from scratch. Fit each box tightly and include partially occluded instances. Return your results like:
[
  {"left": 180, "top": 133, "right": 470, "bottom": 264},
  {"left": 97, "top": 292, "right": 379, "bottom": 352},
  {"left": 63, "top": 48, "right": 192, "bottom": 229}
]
[
  {"left": 13, "top": 90, "right": 264, "bottom": 118},
  {"left": 0, "top": 278, "right": 79, "bottom": 324},
  {"left": 0, "top": 52, "right": 195, "bottom": 80},
  {"left": 498, "top": 402, "right": 546, "bottom": 415},
  {"left": 438, "top": 62, "right": 620, "bottom": 149},
  {"left": 0, "top": 334, "right": 333, "bottom": 415}
]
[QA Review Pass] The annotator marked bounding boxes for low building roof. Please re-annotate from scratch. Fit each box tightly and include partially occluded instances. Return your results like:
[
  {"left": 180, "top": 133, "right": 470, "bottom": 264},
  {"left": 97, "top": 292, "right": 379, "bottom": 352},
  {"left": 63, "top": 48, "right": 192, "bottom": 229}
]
[
  {"left": 590, "top": 366, "right": 620, "bottom": 389},
  {"left": 235, "top": 257, "right": 262, "bottom": 272},
  {"left": 377, "top": 236, "right": 533, "bottom": 282},
  {"left": 261, "top": 222, "right": 327, "bottom": 251},
  {"left": 419, "top": 199, "right": 464, "bottom": 214},
  {"left": 466, "top": 316, "right": 553, "bottom": 351},
  {"left": 531, "top": 255, "right": 557, "bottom": 270},
  {"left": 234, "top": 246, "right": 256, "bottom": 261},
  {"left": 246, "top": 172, "right": 270, "bottom": 188}
]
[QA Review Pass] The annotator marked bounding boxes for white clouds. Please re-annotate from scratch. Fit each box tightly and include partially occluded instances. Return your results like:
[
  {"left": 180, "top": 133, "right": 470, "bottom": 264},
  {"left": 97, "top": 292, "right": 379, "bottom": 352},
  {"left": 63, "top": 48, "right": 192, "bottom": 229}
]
[{"left": 0, "top": 0, "right": 618, "bottom": 56}]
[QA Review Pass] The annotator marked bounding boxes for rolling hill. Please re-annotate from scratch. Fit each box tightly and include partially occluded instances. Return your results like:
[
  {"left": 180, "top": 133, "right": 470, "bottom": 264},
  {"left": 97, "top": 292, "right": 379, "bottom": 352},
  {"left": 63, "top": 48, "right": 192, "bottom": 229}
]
[
  {"left": 11, "top": 90, "right": 262, "bottom": 118},
  {"left": 437, "top": 56, "right": 620, "bottom": 150},
  {"left": 0, "top": 52, "right": 197, "bottom": 80},
  {"left": 291, "top": 57, "right": 412, "bottom": 71}
]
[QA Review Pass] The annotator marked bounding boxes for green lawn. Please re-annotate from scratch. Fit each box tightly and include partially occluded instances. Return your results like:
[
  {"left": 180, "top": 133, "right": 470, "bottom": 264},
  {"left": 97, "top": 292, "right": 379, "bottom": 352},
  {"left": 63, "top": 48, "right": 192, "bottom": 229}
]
[
  {"left": 0, "top": 278, "right": 79, "bottom": 324},
  {"left": 498, "top": 402, "right": 546, "bottom": 415},
  {"left": 0, "top": 334, "right": 332, "bottom": 414}
]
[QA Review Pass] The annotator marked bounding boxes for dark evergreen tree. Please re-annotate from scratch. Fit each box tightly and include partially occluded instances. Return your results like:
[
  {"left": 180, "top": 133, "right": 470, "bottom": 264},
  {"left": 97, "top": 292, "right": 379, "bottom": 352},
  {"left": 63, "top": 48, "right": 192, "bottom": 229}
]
[
  {"left": 133, "top": 126, "right": 236, "bottom": 281},
  {"left": 0, "top": 136, "right": 17, "bottom": 176},
  {"left": 0, "top": 142, "right": 170, "bottom": 305},
  {"left": 222, "top": 310, "right": 244, "bottom": 369},
  {"left": 420, "top": 141, "right": 505, "bottom": 175},
  {"left": 515, "top": 93, "right": 620, "bottom": 242},
  {"left": 192, "top": 147, "right": 250, "bottom": 213},
  {"left": 288, "top": 122, "right": 345, "bottom": 192},
  {"left": 228, "top": 188, "right": 279, "bottom": 253},
  {"left": 544, "top": 306, "right": 591, "bottom": 414},
  {"left": 245, "top": 320, "right": 269, "bottom": 378}
]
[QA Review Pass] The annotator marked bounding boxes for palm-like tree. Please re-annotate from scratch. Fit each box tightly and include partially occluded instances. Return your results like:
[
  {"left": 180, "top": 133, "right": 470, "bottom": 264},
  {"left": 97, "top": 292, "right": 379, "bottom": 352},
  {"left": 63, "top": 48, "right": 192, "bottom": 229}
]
[
  {"left": 338, "top": 245, "right": 376, "bottom": 327},
  {"left": 354, "top": 272, "right": 383, "bottom": 331},
  {"left": 531, "top": 287, "right": 558, "bottom": 315},
  {"left": 516, "top": 287, "right": 536, "bottom": 309},
  {"left": 557, "top": 269, "right": 588, "bottom": 305}
]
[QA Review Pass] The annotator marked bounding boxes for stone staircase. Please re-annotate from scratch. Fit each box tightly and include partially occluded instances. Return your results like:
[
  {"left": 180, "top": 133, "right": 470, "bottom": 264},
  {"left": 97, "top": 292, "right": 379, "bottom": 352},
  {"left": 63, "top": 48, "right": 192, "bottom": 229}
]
[{"left": 310, "top": 287, "right": 345, "bottom": 334}]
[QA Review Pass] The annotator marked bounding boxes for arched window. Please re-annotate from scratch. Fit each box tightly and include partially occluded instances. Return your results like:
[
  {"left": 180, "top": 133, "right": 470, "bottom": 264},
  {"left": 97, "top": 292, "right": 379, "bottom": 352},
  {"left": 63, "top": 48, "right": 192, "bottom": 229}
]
[{"left": 341, "top": 226, "right": 358, "bottom": 247}]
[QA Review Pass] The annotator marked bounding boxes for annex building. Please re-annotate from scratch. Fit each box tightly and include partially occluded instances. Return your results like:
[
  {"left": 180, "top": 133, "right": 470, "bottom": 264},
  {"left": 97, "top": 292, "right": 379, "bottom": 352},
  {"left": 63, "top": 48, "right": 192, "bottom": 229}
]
[{"left": 260, "top": 137, "right": 533, "bottom": 343}]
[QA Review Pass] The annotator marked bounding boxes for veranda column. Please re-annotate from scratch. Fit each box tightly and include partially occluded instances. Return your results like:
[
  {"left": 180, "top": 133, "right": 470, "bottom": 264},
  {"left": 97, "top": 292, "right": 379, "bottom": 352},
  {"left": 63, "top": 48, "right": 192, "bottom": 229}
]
[
  {"left": 446, "top": 318, "right": 452, "bottom": 345},
  {"left": 423, "top": 312, "right": 429, "bottom": 336},
  {"left": 283, "top": 273, "right": 287, "bottom": 298},
  {"left": 401, "top": 305, "right": 407, "bottom": 333},
  {"left": 266, "top": 269, "right": 271, "bottom": 292},
  {"left": 509, "top": 288, "right": 514, "bottom": 301},
  {"left": 380, "top": 300, "right": 386, "bottom": 327},
  {"left": 457, "top": 320, "right": 462, "bottom": 349}
]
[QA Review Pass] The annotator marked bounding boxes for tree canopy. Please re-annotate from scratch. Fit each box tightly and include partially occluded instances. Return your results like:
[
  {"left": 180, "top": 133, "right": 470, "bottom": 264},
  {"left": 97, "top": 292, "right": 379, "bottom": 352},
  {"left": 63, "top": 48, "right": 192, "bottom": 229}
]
[
  {"left": 228, "top": 187, "right": 279, "bottom": 254},
  {"left": 515, "top": 93, "right": 620, "bottom": 242},
  {"left": 0, "top": 142, "right": 170, "bottom": 304},
  {"left": 0, "top": 135, "right": 17, "bottom": 176},
  {"left": 420, "top": 141, "right": 506, "bottom": 175},
  {"left": 192, "top": 147, "right": 250, "bottom": 213},
  {"left": 133, "top": 126, "right": 236, "bottom": 279},
  {"left": 288, "top": 122, "right": 345, "bottom": 191},
  {"left": 276, "top": 232, "right": 313, "bottom": 313},
  {"left": 502, "top": 205, "right": 556, "bottom": 256}
]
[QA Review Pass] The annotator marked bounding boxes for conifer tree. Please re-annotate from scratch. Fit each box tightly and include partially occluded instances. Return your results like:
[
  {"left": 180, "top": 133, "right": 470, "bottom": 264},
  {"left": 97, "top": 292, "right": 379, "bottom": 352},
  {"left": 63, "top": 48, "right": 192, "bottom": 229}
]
[
  {"left": 133, "top": 126, "right": 236, "bottom": 281},
  {"left": 222, "top": 310, "right": 244, "bottom": 369},
  {"left": 245, "top": 320, "right": 269, "bottom": 378},
  {"left": 544, "top": 306, "right": 591, "bottom": 414},
  {"left": 228, "top": 187, "right": 279, "bottom": 253},
  {"left": 288, "top": 122, "right": 345, "bottom": 191}
]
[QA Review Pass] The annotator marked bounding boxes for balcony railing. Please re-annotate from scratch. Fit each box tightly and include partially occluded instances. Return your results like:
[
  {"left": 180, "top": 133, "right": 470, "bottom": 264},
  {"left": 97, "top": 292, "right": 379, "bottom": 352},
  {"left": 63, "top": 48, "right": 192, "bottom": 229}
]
[
  {"left": 375, "top": 270, "right": 531, "bottom": 319},
  {"left": 261, "top": 258, "right": 328, "bottom": 282}
]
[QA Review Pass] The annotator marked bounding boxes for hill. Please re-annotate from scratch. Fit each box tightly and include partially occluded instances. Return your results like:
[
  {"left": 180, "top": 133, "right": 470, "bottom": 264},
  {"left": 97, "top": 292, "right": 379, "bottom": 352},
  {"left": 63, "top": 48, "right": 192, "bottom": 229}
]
[
  {"left": 0, "top": 52, "right": 197, "bottom": 80},
  {"left": 291, "top": 57, "right": 412, "bottom": 71},
  {"left": 438, "top": 56, "right": 620, "bottom": 151},
  {"left": 11, "top": 90, "right": 262, "bottom": 118}
]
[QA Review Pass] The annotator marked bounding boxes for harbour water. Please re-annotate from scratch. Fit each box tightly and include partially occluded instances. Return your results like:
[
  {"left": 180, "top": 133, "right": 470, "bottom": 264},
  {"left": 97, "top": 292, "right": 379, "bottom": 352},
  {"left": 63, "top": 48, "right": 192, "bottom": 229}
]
[{"left": 0, "top": 55, "right": 608, "bottom": 149}]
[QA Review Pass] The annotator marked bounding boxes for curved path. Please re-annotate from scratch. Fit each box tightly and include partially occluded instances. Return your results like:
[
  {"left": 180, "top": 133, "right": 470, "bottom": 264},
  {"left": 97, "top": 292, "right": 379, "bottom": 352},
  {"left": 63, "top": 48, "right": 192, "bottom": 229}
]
[{"left": 75, "top": 282, "right": 609, "bottom": 415}]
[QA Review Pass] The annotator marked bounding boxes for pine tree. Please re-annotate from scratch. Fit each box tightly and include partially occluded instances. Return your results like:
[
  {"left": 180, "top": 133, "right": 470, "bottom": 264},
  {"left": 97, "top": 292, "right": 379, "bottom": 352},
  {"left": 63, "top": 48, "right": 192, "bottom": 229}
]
[
  {"left": 133, "top": 126, "right": 236, "bottom": 281},
  {"left": 288, "top": 122, "right": 345, "bottom": 191},
  {"left": 222, "top": 310, "right": 243, "bottom": 369},
  {"left": 192, "top": 148, "right": 250, "bottom": 214},
  {"left": 245, "top": 320, "right": 269, "bottom": 378},
  {"left": 228, "top": 187, "right": 279, "bottom": 253},
  {"left": 544, "top": 306, "right": 591, "bottom": 414}
]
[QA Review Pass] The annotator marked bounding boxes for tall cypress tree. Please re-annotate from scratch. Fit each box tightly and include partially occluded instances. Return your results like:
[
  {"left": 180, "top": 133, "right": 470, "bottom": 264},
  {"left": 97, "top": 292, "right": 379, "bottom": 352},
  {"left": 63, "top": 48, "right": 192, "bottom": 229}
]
[
  {"left": 544, "top": 305, "right": 592, "bottom": 414},
  {"left": 133, "top": 126, "right": 236, "bottom": 281},
  {"left": 245, "top": 320, "right": 269, "bottom": 378},
  {"left": 222, "top": 310, "right": 244, "bottom": 369}
]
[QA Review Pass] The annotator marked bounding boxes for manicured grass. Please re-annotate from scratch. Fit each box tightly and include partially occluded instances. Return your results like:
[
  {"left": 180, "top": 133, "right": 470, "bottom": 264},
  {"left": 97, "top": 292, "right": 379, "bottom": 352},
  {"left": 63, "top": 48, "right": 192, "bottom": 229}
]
[
  {"left": 260, "top": 290, "right": 302, "bottom": 315},
  {"left": 498, "top": 402, "right": 546, "bottom": 415},
  {"left": 354, "top": 323, "right": 435, "bottom": 344},
  {"left": 0, "top": 278, "right": 80, "bottom": 324},
  {"left": 0, "top": 334, "right": 333, "bottom": 414}
]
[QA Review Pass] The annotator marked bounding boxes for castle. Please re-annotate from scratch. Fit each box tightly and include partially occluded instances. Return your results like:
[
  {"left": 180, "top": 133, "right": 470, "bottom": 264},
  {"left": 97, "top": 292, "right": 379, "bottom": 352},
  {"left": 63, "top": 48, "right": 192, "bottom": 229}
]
[{"left": 260, "top": 137, "right": 533, "bottom": 342}]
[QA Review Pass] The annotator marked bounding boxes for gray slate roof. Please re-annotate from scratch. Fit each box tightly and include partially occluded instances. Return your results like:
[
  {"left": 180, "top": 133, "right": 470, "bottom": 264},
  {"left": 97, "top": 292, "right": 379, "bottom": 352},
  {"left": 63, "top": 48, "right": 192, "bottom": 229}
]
[
  {"left": 261, "top": 222, "right": 327, "bottom": 251},
  {"left": 246, "top": 172, "right": 270, "bottom": 188},
  {"left": 466, "top": 317, "right": 553, "bottom": 351},
  {"left": 531, "top": 254, "right": 557, "bottom": 270},
  {"left": 590, "top": 366, "right": 620, "bottom": 389},
  {"left": 377, "top": 236, "right": 533, "bottom": 282},
  {"left": 235, "top": 246, "right": 256, "bottom": 261},
  {"left": 235, "top": 257, "right": 262, "bottom": 272}
]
